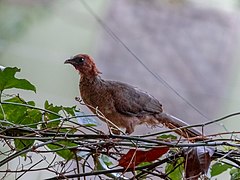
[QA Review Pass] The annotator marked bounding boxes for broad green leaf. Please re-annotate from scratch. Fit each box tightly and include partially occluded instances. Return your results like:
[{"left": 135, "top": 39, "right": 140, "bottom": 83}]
[
  {"left": 211, "top": 162, "right": 232, "bottom": 177},
  {"left": 47, "top": 141, "right": 77, "bottom": 160},
  {"left": 1, "top": 96, "right": 41, "bottom": 127},
  {"left": 165, "top": 157, "right": 184, "bottom": 180},
  {"left": 0, "top": 67, "right": 36, "bottom": 92}
]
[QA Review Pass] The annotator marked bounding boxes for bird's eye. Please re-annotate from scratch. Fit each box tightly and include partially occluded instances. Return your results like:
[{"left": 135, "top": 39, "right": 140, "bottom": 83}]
[{"left": 76, "top": 57, "right": 85, "bottom": 63}]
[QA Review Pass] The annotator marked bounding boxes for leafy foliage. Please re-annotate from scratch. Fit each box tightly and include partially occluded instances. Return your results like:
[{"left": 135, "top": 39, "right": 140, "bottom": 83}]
[
  {"left": 1, "top": 96, "right": 41, "bottom": 126},
  {"left": 0, "top": 67, "right": 79, "bottom": 158},
  {"left": 0, "top": 96, "right": 41, "bottom": 153}
]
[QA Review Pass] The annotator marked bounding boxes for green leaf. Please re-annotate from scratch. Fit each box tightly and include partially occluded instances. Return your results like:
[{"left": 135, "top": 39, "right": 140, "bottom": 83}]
[
  {"left": 230, "top": 168, "right": 240, "bottom": 180},
  {"left": 63, "top": 106, "right": 79, "bottom": 116},
  {"left": 165, "top": 157, "right": 184, "bottom": 180},
  {"left": 211, "top": 162, "right": 233, "bottom": 177},
  {"left": 47, "top": 141, "right": 77, "bottom": 160},
  {"left": 1, "top": 96, "right": 41, "bottom": 127},
  {"left": 44, "top": 100, "right": 62, "bottom": 115},
  {"left": 43, "top": 100, "right": 62, "bottom": 128},
  {"left": 1, "top": 96, "right": 39, "bottom": 156},
  {"left": 96, "top": 156, "right": 127, "bottom": 179},
  {"left": 101, "top": 155, "right": 113, "bottom": 167},
  {"left": 223, "top": 146, "right": 238, "bottom": 151},
  {"left": 0, "top": 67, "right": 36, "bottom": 92},
  {"left": 43, "top": 101, "right": 81, "bottom": 129},
  {"left": 138, "top": 161, "right": 151, "bottom": 167},
  {"left": 14, "top": 139, "right": 34, "bottom": 155},
  {"left": 157, "top": 134, "right": 177, "bottom": 141},
  {"left": 136, "top": 161, "right": 151, "bottom": 178}
]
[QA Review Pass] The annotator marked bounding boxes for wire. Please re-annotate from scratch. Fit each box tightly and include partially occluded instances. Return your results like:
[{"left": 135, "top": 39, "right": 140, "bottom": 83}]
[{"left": 80, "top": 0, "right": 209, "bottom": 120}]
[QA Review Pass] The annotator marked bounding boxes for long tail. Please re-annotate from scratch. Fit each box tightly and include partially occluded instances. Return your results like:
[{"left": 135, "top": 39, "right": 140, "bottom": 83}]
[{"left": 155, "top": 112, "right": 202, "bottom": 138}]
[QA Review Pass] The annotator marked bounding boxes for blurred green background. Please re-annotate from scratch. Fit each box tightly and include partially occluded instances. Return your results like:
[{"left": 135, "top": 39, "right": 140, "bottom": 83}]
[{"left": 1, "top": 0, "right": 240, "bottom": 179}]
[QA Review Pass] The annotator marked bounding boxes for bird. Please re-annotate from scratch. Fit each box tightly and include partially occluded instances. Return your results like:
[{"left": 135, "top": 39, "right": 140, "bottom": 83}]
[{"left": 64, "top": 54, "right": 201, "bottom": 138}]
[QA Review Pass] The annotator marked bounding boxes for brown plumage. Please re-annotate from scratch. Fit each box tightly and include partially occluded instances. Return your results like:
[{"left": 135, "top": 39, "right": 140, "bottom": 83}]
[{"left": 65, "top": 54, "right": 201, "bottom": 138}]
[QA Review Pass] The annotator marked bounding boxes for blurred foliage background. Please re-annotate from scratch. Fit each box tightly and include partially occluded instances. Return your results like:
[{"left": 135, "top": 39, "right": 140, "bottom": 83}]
[{"left": 1, "top": 0, "right": 240, "bottom": 179}]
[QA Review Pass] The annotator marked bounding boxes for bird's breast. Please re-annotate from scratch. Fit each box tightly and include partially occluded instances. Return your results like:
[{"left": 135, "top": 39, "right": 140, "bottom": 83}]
[{"left": 79, "top": 79, "right": 116, "bottom": 116}]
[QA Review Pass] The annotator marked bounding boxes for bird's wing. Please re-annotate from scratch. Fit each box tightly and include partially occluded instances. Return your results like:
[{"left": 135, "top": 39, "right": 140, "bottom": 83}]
[{"left": 108, "top": 81, "right": 163, "bottom": 117}]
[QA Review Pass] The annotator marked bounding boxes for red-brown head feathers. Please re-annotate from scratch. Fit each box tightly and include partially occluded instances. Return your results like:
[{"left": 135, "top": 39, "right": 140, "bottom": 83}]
[{"left": 65, "top": 54, "right": 101, "bottom": 77}]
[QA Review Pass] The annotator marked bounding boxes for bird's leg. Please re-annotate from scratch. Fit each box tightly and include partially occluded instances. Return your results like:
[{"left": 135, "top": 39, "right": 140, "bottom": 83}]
[
  {"left": 109, "top": 126, "right": 121, "bottom": 135},
  {"left": 125, "top": 125, "right": 134, "bottom": 135}
]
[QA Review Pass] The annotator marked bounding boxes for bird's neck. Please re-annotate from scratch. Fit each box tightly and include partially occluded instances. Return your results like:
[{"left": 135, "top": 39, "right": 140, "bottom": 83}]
[{"left": 80, "top": 74, "right": 102, "bottom": 84}]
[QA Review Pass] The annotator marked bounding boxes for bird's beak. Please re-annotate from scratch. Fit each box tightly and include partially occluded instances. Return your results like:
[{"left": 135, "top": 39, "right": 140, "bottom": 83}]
[{"left": 64, "top": 59, "right": 74, "bottom": 65}]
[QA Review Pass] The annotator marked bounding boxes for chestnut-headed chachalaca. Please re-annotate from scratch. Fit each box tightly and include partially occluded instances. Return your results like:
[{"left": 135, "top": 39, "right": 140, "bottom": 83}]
[{"left": 65, "top": 54, "right": 201, "bottom": 138}]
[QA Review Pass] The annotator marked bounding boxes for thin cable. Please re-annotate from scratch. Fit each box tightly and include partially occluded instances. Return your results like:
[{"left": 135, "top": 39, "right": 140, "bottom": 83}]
[{"left": 80, "top": 0, "right": 209, "bottom": 120}]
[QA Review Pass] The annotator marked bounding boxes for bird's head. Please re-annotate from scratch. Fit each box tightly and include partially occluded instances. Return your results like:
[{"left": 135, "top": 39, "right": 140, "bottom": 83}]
[{"left": 64, "top": 54, "right": 101, "bottom": 77}]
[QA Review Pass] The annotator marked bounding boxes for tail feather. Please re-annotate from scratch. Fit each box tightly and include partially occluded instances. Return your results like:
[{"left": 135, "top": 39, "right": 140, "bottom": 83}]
[{"left": 155, "top": 113, "right": 202, "bottom": 138}]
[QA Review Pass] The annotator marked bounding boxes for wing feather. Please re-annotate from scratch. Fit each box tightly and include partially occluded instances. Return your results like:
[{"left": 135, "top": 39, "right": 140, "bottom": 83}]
[{"left": 107, "top": 81, "right": 163, "bottom": 117}]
